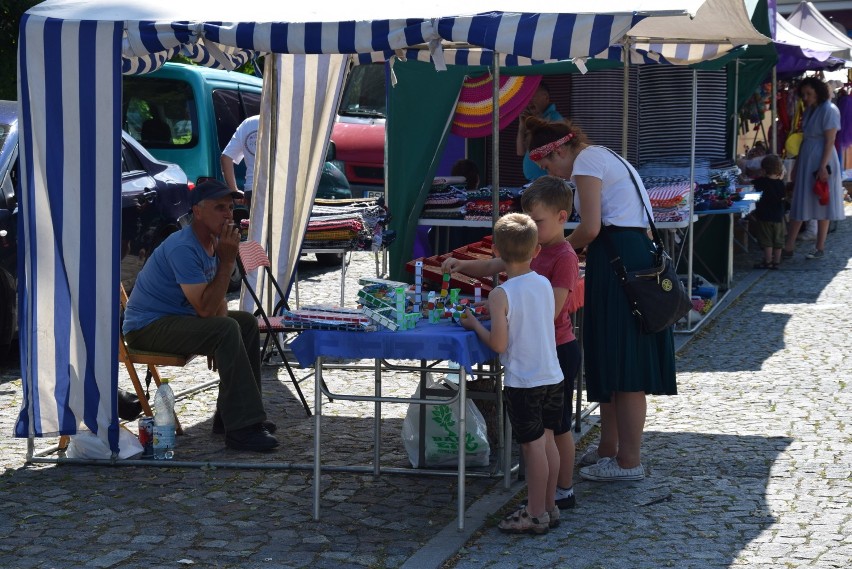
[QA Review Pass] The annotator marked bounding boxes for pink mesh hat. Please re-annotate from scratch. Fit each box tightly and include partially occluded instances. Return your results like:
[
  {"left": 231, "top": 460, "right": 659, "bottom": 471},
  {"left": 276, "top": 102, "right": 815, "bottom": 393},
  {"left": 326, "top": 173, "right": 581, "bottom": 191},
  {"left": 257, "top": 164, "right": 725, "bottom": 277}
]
[{"left": 451, "top": 74, "right": 542, "bottom": 138}]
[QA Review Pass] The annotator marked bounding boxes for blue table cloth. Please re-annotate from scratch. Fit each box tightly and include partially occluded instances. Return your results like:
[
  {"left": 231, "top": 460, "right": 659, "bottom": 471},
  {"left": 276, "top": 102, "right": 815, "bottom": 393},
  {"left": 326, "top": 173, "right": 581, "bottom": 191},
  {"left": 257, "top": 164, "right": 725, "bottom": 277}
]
[
  {"left": 695, "top": 200, "right": 755, "bottom": 216},
  {"left": 291, "top": 320, "right": 497, "bottom": 372}
]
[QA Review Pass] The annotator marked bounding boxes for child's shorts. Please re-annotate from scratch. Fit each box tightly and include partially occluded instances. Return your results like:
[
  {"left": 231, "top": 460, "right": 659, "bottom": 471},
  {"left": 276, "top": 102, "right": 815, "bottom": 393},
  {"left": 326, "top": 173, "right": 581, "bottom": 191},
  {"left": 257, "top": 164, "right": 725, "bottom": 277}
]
[
  {"left": 755, "top": 220, "right": 786, "bottom": 249},
  {"left": 504, "top": 381, "right": 564, "bottom": 444},
  {"left": 555, "top": 340, "right": 581, "bottom": 436}
]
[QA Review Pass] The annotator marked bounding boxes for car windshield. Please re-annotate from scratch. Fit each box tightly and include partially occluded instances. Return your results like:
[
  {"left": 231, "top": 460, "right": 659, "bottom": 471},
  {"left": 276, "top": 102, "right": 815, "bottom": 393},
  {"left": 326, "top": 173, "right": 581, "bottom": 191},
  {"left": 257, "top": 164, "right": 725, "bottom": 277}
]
[
  {"left": 338, "top": 64, "right": 386, "bottom": 118},
  {"left": 122, "top": 77, "right": 197, "bottom": 149}
]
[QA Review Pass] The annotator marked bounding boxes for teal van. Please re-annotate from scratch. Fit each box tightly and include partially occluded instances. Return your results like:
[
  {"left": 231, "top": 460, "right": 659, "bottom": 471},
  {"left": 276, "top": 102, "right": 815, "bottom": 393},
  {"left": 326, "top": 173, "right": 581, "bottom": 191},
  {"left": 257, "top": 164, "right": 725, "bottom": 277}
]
[{"left": 122, "top": 62, "right": 350, "bottom": 199}]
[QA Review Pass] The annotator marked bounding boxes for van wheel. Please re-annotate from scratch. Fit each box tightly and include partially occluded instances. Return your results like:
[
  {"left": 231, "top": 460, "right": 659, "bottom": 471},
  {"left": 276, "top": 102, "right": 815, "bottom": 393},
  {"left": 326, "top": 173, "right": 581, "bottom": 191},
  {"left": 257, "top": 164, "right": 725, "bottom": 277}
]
[{"left": 315, "top": 252, "right": 345, "bottom": 266}]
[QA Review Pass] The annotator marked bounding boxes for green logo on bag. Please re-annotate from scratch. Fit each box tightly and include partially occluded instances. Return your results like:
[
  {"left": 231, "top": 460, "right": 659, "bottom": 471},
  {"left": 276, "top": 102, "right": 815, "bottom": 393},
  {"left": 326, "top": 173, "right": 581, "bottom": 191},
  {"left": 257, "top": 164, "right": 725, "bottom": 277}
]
[
  {"left": 430, "top": 405, "right": 480, "bottom": 453},
  {"left": 661, "top": 278, "right": 673, "bottom": 292}
]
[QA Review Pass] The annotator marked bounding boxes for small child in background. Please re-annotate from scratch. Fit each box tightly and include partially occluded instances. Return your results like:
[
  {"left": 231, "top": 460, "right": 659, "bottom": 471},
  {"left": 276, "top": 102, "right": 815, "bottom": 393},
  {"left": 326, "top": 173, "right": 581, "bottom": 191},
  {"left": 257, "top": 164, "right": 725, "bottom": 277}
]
[
  {"left": 752, "top": 154, "right": 787, "bottom": 270},
  {"left": 459, "top": 213, "right": 564, "bottom": 535}
]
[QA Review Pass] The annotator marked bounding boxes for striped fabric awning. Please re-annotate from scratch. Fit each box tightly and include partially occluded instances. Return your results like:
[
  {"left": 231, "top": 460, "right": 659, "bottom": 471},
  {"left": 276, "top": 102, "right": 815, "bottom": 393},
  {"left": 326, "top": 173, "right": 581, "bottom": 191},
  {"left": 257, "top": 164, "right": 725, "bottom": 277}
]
[
  {"left": 17, "top": 0, "right": 746, "bottom": 454},
  {"left": 117, "top": 12, "right": 644, "bottom": 74}
]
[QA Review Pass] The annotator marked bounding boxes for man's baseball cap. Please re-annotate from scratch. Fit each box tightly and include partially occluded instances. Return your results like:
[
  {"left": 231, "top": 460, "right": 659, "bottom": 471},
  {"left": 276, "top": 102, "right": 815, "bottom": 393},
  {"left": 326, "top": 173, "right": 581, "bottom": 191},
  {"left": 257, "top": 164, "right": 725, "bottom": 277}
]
[{"left": 190, "top": 179, "right": 244, "bottom": 206}]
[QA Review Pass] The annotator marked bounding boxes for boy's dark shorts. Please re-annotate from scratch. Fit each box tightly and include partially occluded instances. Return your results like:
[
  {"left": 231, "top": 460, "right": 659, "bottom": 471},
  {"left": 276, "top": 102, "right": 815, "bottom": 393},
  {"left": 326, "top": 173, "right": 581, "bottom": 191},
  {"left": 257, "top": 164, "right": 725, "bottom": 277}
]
[
  {"left": 555, "top": 340, "right": 581, "bottom": 436},
  {"left": 504, "top": 381, "right": 565, "bottom": 444},
  {"left": 755, "top": 220, "right": 786, "bottom": 249}
]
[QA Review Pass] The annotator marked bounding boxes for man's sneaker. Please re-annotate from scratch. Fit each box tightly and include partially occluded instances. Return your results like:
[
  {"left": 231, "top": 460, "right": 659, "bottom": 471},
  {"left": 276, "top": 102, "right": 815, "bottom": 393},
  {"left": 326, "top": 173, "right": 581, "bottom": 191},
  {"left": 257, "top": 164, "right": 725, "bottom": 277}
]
[
  {"left": 547, "top": 505, "right": 561, "bottom": 528},
  {"left": 497, "top": 505, "right": 550, "bottom": 535},
  {"left": 554, "top": 486, "right": 576, "bottom": 509},
  {"left": 805, "top": 249, "right": 825, "bottom": 260},
  {"left": 579, "top": 457, "right": 645, "bottom": 482},
  {"left": 578, "top": 445, "right": 602, "bottom": 467},
  {"left": 225, "top": 423, "right": 279, "bottom": 452}
]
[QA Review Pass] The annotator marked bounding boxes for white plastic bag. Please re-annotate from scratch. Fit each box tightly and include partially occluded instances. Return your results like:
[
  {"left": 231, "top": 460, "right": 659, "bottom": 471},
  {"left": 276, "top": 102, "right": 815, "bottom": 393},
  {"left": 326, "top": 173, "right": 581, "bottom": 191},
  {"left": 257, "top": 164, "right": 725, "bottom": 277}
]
[
  {"left": 401, "top": 374, "right": 490, "bottom": 468},
  {"left": 65, "top": 426, "right": 144, "bottom": 460}
]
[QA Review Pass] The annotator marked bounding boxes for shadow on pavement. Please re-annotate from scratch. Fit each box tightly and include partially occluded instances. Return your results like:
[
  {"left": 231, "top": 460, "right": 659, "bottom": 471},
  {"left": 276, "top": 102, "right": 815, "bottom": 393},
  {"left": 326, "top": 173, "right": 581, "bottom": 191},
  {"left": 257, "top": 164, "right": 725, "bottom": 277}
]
[
  {"left": 678, "top": 218, "right": 849, "bottom": 373},
  {"left": 454, "top": 431, "right": 791, "bottom": 569}
]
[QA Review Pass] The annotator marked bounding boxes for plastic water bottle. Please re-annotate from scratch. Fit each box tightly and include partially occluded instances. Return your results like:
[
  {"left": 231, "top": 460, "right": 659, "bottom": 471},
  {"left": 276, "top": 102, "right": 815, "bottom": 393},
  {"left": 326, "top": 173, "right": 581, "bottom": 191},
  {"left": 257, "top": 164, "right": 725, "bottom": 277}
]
[{"left": 152, "top": 379, "right": 176, "bottom": 460}]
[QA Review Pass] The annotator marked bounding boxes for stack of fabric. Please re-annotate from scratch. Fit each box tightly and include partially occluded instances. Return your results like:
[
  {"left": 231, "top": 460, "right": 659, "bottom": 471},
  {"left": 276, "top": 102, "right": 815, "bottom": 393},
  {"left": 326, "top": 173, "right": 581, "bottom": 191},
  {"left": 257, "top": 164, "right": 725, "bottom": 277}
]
[
  {"left": 420, "top": 185, "right": 468, "bottom": 219},
  {"left": 306, "top": 202, "right": 388, "bottom": 250},
  {"left": 643, "top": 178, "right": 693, "bottom": 223},
  {"left": 638, "top": 157, "right": 712, "bottom": 185},
  {"left": 303, "top": 214, "right": 367, "bottom": 249},
  {"left": 708, "top": 160, "right": 741, "bottom": 196},
  {"left": 464, "top": 186, "right": 518, "bottom": 221}
]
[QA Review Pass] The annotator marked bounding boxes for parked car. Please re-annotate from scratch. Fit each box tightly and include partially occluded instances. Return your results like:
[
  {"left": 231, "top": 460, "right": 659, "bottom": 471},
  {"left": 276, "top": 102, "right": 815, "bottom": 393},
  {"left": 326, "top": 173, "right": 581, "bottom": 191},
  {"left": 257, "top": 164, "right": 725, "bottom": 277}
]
[
  {"left": 123, "top": 62, "right": 352, "bottom": 275},
  {"left": 331, "top": 62, "right": 386, "bottom": 198},
  {"left": 0, "top": 100, "right": 192, "bottom": 357},
  {"left": 122, "top": 62, "right": 351, "bottom": 201}
]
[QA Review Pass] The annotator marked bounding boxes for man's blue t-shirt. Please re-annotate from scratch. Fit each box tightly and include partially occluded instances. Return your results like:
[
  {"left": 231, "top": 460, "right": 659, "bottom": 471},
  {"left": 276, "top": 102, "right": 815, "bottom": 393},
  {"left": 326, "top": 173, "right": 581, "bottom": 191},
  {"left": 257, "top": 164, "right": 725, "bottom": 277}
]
[
  {"left": 522, "top": 104, "right": 564, "bottom": 181},
  {"left": 123, "top": 225, "right": 217, "bottom": 333}
]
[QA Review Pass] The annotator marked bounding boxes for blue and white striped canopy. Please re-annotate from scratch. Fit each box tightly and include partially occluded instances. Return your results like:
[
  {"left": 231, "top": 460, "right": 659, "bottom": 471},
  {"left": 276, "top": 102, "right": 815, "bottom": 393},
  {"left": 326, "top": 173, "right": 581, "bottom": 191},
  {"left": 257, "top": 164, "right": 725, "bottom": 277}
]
[
  {"left": 120, "top": 13, "right": 645, "bottom": 74},
  {"left": 16, "top": 0, "right": 732, "bottom": 454}
]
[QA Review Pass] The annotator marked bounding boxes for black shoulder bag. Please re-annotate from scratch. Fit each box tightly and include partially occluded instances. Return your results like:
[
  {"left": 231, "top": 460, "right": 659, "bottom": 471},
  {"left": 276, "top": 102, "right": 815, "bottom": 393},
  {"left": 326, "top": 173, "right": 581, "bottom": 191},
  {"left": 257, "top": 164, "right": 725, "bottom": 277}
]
[{"left": 597, "top": 148, "right": 692, "bottom": 334}]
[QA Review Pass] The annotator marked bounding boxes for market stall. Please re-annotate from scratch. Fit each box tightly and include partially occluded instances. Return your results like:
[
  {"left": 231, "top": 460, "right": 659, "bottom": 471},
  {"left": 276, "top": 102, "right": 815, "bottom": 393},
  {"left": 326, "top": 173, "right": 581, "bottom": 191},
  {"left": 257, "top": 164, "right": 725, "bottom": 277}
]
[{"left": 17, "top": 0, "right": 713, "bottom": 461}]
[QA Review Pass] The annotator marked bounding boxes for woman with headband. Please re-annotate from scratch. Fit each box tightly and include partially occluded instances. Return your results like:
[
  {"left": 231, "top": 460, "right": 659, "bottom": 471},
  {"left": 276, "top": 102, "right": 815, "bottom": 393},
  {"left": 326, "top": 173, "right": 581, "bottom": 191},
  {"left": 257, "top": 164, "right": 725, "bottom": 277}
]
[{"left": 523, "top": 116, "right": 677, "bottom": 483}]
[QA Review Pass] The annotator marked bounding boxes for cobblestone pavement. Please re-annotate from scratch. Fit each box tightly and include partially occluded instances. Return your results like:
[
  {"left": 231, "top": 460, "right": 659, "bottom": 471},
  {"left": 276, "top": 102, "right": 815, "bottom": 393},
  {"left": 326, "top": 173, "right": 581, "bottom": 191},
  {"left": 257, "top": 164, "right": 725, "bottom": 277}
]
[
  {"left": 0, "top": 250, "right": 508, "bottom": 569},
  {"left": 1, "top": 215, "right": 850, "bottom": 568},
  {"left": 446, "top": 216, "right": 852, "bottom": 569}
]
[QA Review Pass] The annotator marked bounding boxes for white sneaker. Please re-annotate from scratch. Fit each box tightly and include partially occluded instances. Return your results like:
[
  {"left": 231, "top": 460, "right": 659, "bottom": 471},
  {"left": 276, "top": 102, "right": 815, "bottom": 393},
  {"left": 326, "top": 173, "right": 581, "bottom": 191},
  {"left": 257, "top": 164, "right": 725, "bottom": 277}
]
[
  {"left": 578, "top": 445, "right": 602, "bottom": 467},
  {"left": 579, "top": 457, "right": 645, "bottom": 481}
]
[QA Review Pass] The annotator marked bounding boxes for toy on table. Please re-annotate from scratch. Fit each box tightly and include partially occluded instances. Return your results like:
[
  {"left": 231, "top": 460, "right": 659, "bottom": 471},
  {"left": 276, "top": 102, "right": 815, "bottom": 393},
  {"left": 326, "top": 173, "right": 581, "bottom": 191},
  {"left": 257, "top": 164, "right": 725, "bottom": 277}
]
[
  {"left": 357, "top": 281, "right": 421, "bottom": 331},
  {"left": 414, "top": 261, "right": 423, "bottom": 312}
]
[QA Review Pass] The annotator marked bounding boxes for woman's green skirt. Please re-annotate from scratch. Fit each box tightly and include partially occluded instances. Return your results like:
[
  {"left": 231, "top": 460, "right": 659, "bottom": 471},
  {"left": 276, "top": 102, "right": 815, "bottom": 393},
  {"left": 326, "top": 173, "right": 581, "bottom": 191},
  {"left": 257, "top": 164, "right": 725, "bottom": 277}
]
[{"left": 583, "top": 229, "right": 677, "bottom": 403}]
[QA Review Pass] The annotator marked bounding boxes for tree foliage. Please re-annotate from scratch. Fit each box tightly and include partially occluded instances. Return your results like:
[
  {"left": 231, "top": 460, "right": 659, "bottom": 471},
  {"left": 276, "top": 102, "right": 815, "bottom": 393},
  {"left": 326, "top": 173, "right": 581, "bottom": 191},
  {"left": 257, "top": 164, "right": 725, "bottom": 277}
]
[{"left": 0, "top": 1, "right": 41, "bottom": 101}]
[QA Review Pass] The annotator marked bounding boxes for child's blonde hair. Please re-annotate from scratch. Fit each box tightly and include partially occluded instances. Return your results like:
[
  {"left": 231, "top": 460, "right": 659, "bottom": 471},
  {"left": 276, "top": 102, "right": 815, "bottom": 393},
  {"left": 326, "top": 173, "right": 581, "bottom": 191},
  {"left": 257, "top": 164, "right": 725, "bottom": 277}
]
[
  {"left": 494, "top": 213, "right": 538, "bottom": 263},
  {"left": 520, "top": 175, "right": 573, "bottom": 214}
]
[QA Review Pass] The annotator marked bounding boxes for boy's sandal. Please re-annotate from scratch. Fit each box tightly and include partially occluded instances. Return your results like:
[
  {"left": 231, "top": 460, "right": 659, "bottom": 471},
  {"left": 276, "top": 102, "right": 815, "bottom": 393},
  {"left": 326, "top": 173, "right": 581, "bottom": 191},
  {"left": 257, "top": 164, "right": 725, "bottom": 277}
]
[
  {"left": 769, "top": 262, "right": 780, "bottom": 270},
  {"left": 753, "top": 261, "right": 771, "bottom": 269}
]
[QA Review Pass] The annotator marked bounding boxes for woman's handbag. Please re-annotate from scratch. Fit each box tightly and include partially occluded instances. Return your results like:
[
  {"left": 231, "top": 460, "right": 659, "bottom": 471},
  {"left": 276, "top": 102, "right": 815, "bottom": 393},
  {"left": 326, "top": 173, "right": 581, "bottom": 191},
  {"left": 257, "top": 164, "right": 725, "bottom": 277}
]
[
  {"left": 607, "top": 241, "right": 692, "bottom": 334},
  {"left": 599, "top": 148, "right": 693, "bottom": 334}
]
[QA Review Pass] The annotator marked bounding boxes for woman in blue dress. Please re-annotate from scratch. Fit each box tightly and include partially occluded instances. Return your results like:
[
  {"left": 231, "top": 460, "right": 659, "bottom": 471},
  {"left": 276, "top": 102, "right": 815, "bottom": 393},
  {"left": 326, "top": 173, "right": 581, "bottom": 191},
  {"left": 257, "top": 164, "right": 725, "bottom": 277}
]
[{"left": 783, "top": 77, "right": 845, "bottom": 260}]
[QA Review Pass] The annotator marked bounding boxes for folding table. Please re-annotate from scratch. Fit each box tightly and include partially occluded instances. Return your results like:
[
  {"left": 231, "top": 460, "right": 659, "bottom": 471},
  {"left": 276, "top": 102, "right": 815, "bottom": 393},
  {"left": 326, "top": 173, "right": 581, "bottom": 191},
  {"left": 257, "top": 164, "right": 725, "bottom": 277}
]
[
  {"left": 690, "top": 200, "right": 756, "bottom": 290},
  {"left": 290, "top": 320, "right": 502, "bottom": 531}
]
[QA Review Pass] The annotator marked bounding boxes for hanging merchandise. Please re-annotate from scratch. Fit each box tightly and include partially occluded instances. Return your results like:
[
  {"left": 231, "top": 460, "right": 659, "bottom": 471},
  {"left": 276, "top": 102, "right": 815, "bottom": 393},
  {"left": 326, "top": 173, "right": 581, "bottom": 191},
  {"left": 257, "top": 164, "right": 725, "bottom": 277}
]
[
  {"left": 784, "top": 96, "right": 805, "bottom": 158},
  {"left": 739, "top": 84, "right": 770, "bottom": 155},
  {"left": 835, "top": 83, "right": 852, "bottom": 151},
  {"left": 451, "top": 74, "right": 541, "bottom": 138}
]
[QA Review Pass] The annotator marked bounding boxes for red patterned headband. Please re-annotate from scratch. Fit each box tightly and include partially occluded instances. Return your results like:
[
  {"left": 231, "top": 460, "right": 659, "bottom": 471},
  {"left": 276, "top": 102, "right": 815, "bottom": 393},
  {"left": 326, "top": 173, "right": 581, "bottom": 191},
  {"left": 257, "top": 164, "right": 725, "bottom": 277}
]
[{"left": 528, "top": 133, "right": 574, "bottom": 162}]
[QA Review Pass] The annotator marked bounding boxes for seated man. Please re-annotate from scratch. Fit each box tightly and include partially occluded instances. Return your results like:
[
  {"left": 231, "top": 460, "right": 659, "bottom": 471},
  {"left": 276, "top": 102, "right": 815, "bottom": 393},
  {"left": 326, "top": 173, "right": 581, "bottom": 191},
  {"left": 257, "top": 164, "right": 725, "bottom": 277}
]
[{"left": 123, "top": 179, "right": 278, "bottom": 452}]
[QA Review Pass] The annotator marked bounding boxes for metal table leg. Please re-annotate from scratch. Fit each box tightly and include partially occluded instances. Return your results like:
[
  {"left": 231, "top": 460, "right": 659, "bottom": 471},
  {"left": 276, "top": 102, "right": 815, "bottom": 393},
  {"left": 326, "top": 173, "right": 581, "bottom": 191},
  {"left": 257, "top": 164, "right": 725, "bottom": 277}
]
[
  {"left": 374, "top": 358, "right": 381, "bottom": 475},
  {"left": 313, "top": 356, "right": 323, "bottom": 520},
  {"left": 457, "top": 366, "right": 466, "bottom": 532}
]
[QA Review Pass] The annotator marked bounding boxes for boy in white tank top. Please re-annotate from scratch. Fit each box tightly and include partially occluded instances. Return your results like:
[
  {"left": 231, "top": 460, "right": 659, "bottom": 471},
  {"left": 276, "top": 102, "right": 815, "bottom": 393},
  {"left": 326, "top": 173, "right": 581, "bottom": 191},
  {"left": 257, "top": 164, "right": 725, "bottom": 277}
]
[{"left": 461, "top": 213, "right": 564, "bottom": 535}]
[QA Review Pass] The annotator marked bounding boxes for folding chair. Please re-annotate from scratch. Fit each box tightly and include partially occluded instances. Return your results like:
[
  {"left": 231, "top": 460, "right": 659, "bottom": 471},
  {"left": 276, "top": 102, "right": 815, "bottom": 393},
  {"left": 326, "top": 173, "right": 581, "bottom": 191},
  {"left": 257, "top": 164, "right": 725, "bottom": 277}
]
[
  {"left": 58, "top": 284, "right": 199, "bottom": 451},
  {"left": 118, "top": 283, "right": 198, "bottom": 434},
  {"left": 237, "top": 240, "right": 312, "bottom": 416}
]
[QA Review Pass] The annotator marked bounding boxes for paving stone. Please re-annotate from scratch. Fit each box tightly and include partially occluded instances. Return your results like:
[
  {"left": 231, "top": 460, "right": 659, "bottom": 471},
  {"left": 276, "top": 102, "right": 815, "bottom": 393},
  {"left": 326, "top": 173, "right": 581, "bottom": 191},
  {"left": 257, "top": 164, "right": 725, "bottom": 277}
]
[{"left": 2, "top": 215, "right": 852, "bottom": 568}]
